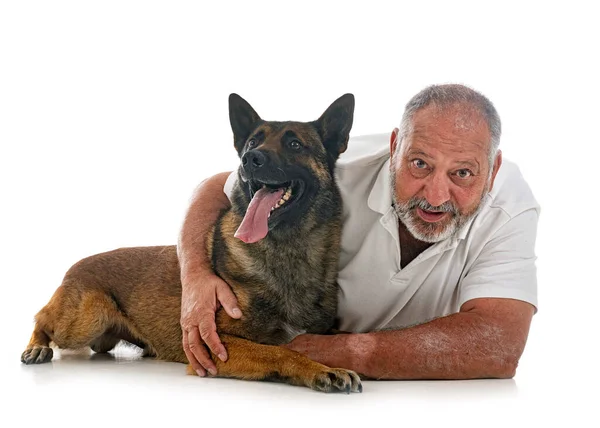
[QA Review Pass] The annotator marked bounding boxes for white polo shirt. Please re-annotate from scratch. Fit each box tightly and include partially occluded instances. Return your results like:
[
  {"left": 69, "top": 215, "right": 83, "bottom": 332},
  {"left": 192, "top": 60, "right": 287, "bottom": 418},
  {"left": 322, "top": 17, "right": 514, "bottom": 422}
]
[{"left": 224, "top": 133, "right": 540, "bottom": 333}]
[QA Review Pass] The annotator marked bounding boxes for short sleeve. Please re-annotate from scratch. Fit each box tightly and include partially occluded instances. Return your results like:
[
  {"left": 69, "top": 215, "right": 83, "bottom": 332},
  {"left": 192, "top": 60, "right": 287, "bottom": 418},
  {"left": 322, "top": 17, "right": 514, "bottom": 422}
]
[
  {"left": 223, "top": 171, "right": 238, "bottom": 201},
  {"left": 458, "top": 208, "right": 539, "bottom": 313}
]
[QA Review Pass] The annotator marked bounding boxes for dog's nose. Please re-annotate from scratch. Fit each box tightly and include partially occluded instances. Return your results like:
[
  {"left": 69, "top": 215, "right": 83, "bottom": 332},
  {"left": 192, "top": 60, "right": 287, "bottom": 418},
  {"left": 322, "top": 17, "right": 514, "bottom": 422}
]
[{"left": 242, "top": 150, "right": 267, "bottom": 171}]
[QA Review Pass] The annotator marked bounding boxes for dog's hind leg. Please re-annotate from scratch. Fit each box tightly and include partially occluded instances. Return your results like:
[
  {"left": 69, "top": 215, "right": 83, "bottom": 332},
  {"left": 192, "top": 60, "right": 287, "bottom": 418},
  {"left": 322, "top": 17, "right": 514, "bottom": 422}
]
[
  {"left": 21, "top": 325, "right": 53, "bottom": 364},
  {"left": 21, "top": 282, "right": 136, "bottom": 364},
  {"left": 21, "top": 285, "right": 69, "bottom": 365}
]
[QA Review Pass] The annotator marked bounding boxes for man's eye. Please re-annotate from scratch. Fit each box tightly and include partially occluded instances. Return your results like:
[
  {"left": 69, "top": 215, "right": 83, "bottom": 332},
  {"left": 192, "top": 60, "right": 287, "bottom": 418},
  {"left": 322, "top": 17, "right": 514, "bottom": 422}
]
[
  {"left": 412, "top": 159, "right": 428, "bottom": 169},
  {"left": 456, "top": 169, "right": 472, "bottom": 179},
  {"left": 289, "top": 140, "right": 302, "bottom": 150},
  {"left": 247, "top": 139, "right": 257, "bottom": 149}
]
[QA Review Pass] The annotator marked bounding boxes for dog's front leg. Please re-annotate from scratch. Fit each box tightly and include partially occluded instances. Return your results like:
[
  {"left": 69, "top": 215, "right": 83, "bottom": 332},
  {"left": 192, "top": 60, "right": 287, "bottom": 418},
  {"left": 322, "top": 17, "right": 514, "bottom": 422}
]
[{"left": 187, "top": 335, "right": 361, "bottom": 393}]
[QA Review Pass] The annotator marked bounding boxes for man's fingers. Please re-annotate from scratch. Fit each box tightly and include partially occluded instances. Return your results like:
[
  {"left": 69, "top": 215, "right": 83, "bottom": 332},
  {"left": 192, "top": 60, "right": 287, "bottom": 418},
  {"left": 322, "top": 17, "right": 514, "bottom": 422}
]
[
  {"left": 198, "top": 318, "right": 228, "bottom": 362},
  {"left": 216, "top": 282, "right": 242, "bottom": 319},
  {"left": 182, "top": 331, "right": 206, "bottom": 377},
  {"left": 187, "top": 328, "right": 219, "bottom": 375}
]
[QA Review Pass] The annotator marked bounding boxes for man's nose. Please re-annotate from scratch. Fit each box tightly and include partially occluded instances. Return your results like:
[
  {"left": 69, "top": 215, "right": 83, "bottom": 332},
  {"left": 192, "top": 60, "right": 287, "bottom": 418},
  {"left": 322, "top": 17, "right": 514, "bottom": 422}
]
[{"left": 423, "top": 171, "right": 451, "bottom": 207}]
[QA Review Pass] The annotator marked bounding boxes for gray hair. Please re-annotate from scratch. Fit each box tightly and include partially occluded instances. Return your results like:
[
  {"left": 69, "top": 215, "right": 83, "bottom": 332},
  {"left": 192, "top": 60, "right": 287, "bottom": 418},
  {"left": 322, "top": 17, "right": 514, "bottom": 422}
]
[{"left": 397, "top": 84, "right": 501, "bottom": 171}]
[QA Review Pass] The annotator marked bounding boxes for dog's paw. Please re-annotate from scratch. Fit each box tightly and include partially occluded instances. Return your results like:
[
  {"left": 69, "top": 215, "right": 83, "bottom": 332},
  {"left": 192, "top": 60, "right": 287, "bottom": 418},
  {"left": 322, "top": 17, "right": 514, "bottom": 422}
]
[
  {"left": 310, "top": 368, "right": 362, "bottom": 393},
  {"left": 21, "top": 346, "right": 53, "bottom": 364}
]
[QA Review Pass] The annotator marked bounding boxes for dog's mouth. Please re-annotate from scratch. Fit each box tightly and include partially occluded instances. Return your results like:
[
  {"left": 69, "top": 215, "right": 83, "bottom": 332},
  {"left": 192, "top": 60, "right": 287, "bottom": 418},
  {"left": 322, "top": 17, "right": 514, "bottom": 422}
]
[{"left": 235, "top": 179, "right": 305, "bottom": 244}]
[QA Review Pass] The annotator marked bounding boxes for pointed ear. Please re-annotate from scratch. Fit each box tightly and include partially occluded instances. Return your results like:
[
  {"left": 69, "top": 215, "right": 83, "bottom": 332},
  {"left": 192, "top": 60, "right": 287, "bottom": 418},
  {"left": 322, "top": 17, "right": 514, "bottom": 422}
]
[
  {"left": 229, "top": 94, "right": 262, "bottom": 153},
  {"left": 313, "top": 93, "right": 355, "bottom": 159}
]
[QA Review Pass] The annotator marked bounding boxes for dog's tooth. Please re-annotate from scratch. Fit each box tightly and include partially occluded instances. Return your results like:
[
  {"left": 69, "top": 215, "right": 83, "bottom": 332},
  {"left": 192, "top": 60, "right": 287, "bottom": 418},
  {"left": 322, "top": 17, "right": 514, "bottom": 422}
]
[{"left": 270, "top": 191, "right": 291, "bottom": 211}]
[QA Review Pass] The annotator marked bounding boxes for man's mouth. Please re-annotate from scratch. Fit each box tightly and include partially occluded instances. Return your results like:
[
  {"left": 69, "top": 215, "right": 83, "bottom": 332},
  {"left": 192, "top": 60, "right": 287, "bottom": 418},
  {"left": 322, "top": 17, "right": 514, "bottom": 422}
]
[{"left": 416, "top": 207, "right": 449, "bottom": 223}]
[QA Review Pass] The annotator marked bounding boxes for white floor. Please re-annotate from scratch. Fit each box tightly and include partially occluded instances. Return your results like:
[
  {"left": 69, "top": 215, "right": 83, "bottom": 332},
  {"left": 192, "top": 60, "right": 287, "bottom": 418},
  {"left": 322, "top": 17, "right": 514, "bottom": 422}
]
[{"left": 3, "top": 317, "right": 595, "bottom": 428}]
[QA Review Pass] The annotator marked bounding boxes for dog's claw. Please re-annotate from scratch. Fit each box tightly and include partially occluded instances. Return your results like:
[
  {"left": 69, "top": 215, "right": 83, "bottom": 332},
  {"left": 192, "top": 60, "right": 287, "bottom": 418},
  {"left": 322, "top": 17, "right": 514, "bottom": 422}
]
[
  {"left": 310, "top": 368, "right": 362, "bottom": 393},
  {"left": 21, "top": 346, "right": 53, "bottom": 364}
]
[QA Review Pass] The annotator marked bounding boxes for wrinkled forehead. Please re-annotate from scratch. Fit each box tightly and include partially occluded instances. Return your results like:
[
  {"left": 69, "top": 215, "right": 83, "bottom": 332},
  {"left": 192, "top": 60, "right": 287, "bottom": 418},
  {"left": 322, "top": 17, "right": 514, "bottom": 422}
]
[
  {"left": 250, "top": 122, "right": 324, "bottom": 151},
  {"left": 407, "top": 103, "right": 491, "bottom": 153},
  {"left": 417, "top": 103, "right": 488, "bottom": 130}
]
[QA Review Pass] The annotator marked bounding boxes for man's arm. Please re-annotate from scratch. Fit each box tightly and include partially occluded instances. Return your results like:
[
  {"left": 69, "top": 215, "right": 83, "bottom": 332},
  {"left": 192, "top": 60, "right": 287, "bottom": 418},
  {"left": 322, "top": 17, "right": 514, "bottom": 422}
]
[
  {"left": 177, "top": 171, "right": 240, "bottom": 376},
  {"left": 178, "top": 171, "right": 232, "bottom": 281},
  {"left": 284, "top": 297, "right": 534, "bottom": 379}
]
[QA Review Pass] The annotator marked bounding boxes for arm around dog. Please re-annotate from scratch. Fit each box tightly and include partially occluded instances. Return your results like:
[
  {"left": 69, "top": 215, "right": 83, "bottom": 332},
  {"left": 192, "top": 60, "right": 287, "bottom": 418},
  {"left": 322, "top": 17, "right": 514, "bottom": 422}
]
[
  {"left": 284, "top": 297, "right": 534, "bottom": 380},
  {"left": 177, "top": 171, "right": 240, "bottom": 377}
]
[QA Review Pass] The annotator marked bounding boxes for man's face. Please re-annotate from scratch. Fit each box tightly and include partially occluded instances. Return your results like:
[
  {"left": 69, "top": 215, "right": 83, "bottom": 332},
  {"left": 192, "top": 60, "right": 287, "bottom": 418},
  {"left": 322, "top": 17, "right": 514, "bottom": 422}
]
[{"left": 390, "top": 104, "right": 502, "bottom": 243}]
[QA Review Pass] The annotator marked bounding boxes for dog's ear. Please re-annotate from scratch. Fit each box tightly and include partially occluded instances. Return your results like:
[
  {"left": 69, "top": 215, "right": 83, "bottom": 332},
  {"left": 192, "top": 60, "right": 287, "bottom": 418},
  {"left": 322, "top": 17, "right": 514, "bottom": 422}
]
[
  {"left": 313, "top": 93, "right": 355, "bottom": 159},
  {"left": 229, "top": 94, "right": 262, "bottom": 153}
]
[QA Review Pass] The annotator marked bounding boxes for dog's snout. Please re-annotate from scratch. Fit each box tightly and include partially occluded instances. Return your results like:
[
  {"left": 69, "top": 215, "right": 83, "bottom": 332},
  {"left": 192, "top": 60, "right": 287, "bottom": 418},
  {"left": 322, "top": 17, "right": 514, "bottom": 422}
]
[{"left": 242, "top": 150, "right": 267, "bottom": 171}]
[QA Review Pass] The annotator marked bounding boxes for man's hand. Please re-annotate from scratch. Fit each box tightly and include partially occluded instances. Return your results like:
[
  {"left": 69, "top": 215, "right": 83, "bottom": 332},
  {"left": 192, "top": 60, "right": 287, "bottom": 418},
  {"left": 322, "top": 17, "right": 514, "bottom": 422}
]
[
  {"left": 176, "top": 171, "right": 235, "bottom": 377},
  {"left": 180, "top": 272, "right": 242, "bottom": 376}
]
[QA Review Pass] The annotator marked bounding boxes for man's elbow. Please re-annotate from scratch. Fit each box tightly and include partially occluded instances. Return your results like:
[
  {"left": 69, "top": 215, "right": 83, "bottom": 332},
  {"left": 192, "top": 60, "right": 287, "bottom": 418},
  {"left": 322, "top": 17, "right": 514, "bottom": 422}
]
[
  {"left": 485, "top": 344, "right": 523, "bottom": 379},
  {"left": 493, "top": 355, "right": 519, "bottom": 379}
]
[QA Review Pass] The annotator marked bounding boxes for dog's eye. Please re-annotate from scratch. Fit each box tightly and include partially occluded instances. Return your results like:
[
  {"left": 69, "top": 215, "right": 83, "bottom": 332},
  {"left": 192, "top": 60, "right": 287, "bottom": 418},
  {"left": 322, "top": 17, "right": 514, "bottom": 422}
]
[
  {"left": 247, "top": 139, "right": 258, "bottom": 149},
  {"left": 289, "top": 140, "right": 302, "bottom": 150}
]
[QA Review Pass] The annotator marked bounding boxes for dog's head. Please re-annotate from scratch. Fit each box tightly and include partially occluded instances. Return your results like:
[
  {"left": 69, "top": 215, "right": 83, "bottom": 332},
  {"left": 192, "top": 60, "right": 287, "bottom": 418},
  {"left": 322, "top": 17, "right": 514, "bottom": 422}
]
[{"left": 228, "top": 93, "right": 355, "bottom": 243}]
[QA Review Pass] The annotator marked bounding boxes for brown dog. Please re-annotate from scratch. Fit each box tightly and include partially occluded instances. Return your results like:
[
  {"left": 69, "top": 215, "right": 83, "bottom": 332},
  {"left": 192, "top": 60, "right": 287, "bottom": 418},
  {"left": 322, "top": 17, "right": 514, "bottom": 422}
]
[{"left": 21, "top": 93, "right": 361, "bottom": 393}]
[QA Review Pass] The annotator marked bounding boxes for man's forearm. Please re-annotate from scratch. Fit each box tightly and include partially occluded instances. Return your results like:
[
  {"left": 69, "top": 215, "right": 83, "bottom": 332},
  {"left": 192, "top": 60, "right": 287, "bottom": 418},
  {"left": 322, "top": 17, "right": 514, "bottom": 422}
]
[
  {"left": 177, "top": 171, "right": 233, "bottom": 286},
  {"left": 289, "top": 310, "right": 525, "bottom": 380}
]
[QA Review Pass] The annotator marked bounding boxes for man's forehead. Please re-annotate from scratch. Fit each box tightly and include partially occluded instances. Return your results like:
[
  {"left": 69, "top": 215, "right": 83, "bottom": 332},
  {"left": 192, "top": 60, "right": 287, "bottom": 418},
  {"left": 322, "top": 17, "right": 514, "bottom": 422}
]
[
  {"left": 413, "top": 103, "right": 487, "bottom": 131},
  {"left": 407, "top": 104, "right": 491, "bottom": 153}
]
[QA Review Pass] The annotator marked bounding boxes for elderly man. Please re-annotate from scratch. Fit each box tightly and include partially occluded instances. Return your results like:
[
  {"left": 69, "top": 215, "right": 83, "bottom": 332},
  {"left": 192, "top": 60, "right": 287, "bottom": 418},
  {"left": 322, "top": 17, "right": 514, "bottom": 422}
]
[{"left": 177, "top": 84, "right": 539, "bottom": 380}]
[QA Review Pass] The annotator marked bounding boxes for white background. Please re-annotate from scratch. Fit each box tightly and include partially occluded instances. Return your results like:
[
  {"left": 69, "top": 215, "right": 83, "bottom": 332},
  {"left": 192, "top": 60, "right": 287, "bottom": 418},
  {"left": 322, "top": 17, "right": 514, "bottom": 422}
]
[{"left": 1, "top": 1, "right": 598, "bottom": 427}]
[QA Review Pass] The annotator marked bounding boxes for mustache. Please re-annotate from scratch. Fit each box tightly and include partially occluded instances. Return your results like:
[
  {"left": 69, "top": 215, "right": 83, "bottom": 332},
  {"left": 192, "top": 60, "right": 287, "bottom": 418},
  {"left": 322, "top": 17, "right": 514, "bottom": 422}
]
[{"left": 405, "top": 197, "right": 459, "bottom": 215}]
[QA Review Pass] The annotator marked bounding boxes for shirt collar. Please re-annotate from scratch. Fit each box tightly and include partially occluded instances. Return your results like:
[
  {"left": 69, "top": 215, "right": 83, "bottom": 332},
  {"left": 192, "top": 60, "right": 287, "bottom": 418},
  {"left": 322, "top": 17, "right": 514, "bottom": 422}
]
[{"left": 367, "top": 158, "right": 393, "bottom": 215}]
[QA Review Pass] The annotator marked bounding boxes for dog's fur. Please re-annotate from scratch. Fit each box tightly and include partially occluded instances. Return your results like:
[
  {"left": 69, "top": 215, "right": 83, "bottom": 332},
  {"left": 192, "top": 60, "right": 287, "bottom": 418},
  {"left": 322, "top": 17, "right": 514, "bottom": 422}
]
[{"left": 21, "top": 94, "right": 361, "bottom": 393}]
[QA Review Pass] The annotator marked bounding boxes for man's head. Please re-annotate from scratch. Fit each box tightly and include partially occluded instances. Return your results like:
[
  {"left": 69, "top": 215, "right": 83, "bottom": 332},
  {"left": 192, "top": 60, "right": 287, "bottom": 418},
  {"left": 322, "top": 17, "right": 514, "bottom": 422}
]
[{"left": 390, "top": 84, "right": 503, "bottom": 243}]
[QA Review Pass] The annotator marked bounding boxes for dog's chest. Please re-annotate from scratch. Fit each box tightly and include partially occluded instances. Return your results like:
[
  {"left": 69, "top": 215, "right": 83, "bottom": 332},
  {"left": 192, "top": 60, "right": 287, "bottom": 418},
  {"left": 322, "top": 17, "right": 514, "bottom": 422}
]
[
  {"left": 246, "top": 268, "right": 337, "bottom": 345},
  {"left": 224, "top": 231, "right": 339, "bottom": 344}
]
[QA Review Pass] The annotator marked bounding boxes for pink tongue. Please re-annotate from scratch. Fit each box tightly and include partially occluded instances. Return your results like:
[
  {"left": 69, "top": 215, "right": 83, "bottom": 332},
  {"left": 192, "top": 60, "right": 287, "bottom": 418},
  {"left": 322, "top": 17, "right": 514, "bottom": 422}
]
[{"left": 235, "top": 187, "right": 285, "bottom": 243}]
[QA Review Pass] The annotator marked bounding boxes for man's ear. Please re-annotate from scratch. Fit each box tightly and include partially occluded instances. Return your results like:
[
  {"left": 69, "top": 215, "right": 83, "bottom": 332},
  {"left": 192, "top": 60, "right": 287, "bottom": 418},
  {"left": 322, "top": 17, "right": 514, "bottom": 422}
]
[
  {"left": 312, "top": 93, "right": 355, "bottom": 160},
  {"left": 488, "top": 150, "right": 503, "bottom": 192},
  {"left": 229, "top": 94, "right": 262, "bottom": 153},
  {"left": 390, "top": 128, "right": 400, "bottom": 156}
]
